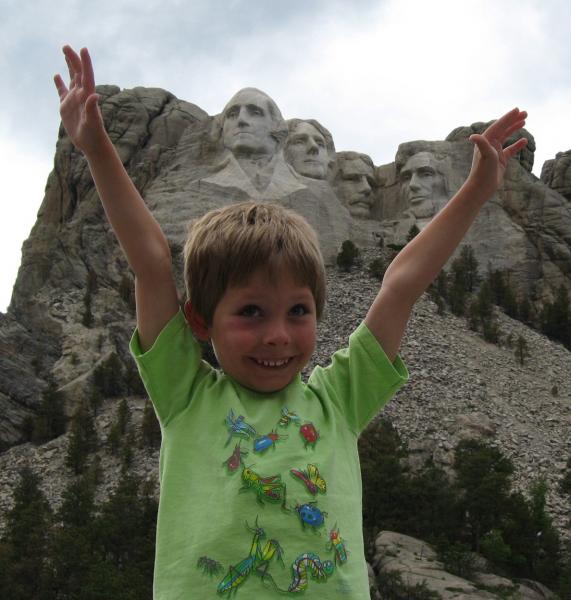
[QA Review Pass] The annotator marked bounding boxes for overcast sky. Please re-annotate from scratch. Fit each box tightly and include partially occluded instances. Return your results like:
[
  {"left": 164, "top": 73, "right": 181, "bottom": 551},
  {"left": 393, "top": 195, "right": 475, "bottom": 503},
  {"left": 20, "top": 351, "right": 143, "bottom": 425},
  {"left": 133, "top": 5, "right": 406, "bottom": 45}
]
[{"left": 1, "top": 0, "right": 569, "bottom": 311}]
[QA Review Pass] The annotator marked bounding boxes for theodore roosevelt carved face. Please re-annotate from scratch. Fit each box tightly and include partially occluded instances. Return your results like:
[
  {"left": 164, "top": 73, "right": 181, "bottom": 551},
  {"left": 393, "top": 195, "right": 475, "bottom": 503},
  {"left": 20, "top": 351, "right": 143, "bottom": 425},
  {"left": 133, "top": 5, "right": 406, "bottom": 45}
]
[{"left": 334, "top": 152, "right": 375, "bottom": 218}]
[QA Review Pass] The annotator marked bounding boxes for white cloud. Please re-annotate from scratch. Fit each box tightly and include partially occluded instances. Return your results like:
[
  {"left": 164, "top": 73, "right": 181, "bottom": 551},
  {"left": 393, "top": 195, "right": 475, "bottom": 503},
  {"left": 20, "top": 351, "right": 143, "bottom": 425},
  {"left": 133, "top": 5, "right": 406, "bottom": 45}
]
[
  {"left": 1, "top": 0, "right": 570, "bottom": 311},
  {"left": 0, "top": 134, "right": 52, "bottom": 311}
]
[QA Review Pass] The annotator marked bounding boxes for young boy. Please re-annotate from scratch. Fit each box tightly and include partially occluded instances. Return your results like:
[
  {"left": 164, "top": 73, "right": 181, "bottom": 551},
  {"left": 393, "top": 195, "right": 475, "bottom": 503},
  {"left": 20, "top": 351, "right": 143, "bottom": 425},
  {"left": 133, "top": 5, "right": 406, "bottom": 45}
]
[{"left": 54, "top": 46, "right": 527, "bottom": 599}]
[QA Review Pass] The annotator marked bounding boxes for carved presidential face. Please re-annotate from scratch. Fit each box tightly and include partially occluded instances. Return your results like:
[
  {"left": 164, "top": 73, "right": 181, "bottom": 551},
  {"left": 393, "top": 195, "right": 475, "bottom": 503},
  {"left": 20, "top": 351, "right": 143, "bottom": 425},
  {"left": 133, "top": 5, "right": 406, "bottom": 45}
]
[
  {"left": 335, "top": 157, "right": 374, "bottom": 218},
  {"left": 222, "top": 89, "right": 278, "bottom": 157},
  {"left": 400, "top": 152, "right": 448, "bottom": 219},
  {"left": 285, "top": 121, "right": 329, "bottom": 179}
]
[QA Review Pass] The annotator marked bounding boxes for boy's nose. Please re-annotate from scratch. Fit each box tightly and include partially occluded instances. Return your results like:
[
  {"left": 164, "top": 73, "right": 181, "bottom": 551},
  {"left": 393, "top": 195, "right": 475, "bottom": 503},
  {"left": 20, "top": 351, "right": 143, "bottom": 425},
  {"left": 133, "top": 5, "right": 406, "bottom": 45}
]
[{"left": 263, "top": 321, "right": 291, "bottom": 346}]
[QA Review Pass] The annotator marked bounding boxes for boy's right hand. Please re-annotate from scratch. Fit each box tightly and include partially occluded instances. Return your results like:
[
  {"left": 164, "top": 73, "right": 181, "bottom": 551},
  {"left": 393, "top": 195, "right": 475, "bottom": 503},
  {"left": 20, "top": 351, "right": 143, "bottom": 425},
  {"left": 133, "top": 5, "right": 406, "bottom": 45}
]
[{"left": 54, "top": 46, "right": 106, "bottom": 155}]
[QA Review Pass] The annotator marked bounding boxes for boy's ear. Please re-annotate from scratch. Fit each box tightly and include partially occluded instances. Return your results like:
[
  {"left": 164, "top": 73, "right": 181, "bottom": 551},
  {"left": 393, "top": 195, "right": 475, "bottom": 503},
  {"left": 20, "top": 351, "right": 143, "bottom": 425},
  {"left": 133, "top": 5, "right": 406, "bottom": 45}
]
[{"left": 184, "top": 301, "right": 210, "bottom": 341}]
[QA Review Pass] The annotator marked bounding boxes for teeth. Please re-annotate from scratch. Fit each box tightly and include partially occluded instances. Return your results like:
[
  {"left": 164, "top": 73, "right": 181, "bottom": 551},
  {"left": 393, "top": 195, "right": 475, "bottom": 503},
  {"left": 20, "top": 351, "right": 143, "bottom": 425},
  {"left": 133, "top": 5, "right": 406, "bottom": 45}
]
[{"left": 255, "top": 358, "right": 290, "bottom": 367}]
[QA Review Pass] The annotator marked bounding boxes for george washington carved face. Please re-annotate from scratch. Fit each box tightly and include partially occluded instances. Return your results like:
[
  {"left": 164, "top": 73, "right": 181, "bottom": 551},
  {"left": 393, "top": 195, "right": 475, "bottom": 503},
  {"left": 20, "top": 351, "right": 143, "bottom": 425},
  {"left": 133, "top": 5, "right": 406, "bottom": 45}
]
[{"left": 222, "top": 88, "right": 283, "bottom": 157}]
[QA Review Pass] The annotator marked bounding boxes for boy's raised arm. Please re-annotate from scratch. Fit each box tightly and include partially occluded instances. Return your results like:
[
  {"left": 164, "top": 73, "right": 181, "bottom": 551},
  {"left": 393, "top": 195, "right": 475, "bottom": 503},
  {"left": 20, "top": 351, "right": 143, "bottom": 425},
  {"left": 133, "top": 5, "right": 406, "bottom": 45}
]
[
  {"left": 365, "top": 108, "right": 528, "bottom": 362},
  {"left": 54, "top": 46, "right": 179, "bottom": 350}
]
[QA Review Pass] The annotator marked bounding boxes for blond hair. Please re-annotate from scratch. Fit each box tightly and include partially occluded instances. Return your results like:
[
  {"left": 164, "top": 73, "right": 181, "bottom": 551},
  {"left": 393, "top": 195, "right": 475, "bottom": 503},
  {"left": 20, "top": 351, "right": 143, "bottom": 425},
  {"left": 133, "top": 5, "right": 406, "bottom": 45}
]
[{"left": 183, "top": 202, "right": 326, "bottom": 324}]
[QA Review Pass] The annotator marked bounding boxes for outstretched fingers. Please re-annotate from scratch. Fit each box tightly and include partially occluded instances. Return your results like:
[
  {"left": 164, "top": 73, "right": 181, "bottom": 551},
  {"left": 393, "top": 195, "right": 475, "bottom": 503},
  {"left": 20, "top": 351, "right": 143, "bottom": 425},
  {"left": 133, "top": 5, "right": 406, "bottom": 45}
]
[
  {"left": 53, "top": 74, "right": 68, "bottom": 100},
  {"left": 503, "top": 136, "right": 528, "bottom": 160},
  {"left": 63, "top": 45, "right": 82, "bottom": 86},
  {"left": 79, "top": 47, "right": 96, "bottom": 95},
  {"left": 485, "top": 108, "right": 527, "bottom": 142},
  {"left": 502, "top": 118, "right": 527, "bottom": 142}
]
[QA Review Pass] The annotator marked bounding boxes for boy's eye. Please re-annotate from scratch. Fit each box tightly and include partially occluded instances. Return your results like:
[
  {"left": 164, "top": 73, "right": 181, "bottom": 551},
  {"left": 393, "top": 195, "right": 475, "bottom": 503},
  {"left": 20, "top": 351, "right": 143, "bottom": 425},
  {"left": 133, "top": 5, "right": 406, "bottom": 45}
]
[
  {"left": 240, "top": 305, "right": 262, "bottom": 317},
  {"left": 289, "top": 304, "right": 309, "bottom": 317}
]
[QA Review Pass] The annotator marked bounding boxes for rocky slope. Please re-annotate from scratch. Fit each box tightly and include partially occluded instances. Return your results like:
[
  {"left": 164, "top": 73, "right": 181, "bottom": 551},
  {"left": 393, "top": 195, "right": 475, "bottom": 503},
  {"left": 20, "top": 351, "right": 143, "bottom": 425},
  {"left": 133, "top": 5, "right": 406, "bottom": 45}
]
[{"left": 1, "top": 251, "right": 569, "bottom": 539}]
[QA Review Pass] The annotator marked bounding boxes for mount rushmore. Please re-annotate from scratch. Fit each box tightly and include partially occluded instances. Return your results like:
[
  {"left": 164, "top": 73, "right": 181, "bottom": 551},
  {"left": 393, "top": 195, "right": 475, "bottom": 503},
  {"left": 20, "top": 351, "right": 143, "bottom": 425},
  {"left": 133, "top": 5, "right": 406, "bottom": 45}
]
[{"left": 1, "top": 83, "right": 570, "bottom": 449}]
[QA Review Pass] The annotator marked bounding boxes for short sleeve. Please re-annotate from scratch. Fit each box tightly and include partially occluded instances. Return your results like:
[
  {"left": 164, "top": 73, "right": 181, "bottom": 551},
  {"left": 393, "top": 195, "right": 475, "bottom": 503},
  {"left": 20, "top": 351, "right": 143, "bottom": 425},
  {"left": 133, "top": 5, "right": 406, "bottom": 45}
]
[
  {"left": 308, "top": 321, "right": 409, "bottom": 433},
  {"left": 129, "top": 309, "right": 211, "bottom": 426}
]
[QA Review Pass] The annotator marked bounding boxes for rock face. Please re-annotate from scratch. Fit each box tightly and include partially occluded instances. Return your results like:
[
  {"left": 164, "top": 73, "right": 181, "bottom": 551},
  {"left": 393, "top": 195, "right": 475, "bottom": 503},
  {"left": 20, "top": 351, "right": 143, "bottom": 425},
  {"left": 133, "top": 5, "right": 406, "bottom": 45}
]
[
  {"left": 0, "top": 252, "right": 569, "bottom": 571},
  {"left": 1, "top": 85, "right": 571, "bottom": 489},
  {"left": 541, "top": 149, "right": 571, "bottom": 201},
  {"left": 370, "top": 531, "right": 557, "bottom": 600}
]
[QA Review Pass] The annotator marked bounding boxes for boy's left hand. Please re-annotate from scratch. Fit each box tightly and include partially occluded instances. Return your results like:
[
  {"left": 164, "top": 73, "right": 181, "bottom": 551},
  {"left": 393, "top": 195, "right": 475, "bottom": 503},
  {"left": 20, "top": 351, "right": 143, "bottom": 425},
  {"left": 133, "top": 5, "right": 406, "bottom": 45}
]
[{"left": 467, "top": 107, "right": 528, "bottom": 199}]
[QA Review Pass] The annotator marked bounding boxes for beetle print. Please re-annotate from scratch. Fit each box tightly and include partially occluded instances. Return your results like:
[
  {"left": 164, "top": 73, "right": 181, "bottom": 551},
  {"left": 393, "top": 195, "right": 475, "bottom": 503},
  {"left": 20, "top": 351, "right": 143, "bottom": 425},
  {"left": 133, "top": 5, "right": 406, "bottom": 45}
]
[
  {"left": 253, "top": 430, "right": 287, "bottom": 453},
  {"left": 295, "top": 501, "right": 327, "bottom": 529},
  {"left": 299, "top": 422, "right": 320, "bottom": 448},
  {"left": 223, "top": 442, "right": 248, "bottom": 472}
]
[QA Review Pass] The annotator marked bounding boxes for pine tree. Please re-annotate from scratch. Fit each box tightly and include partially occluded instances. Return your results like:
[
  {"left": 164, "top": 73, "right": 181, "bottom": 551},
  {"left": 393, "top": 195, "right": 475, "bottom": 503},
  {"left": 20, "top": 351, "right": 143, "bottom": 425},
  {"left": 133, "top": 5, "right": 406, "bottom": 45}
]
[
  {"left": 448, "top": 278, "right": 467, "bottom": 316},
  {"left": 117, "top": 398, "right": 131, "bottom": 435},
  {"left": 336, "top": 240, "right": 360, "bottom": 271},
  {"left": 1, "top": 466, "right": 53, "bottom": 600},
  {"left": 453, "top": 245, "right": 480, "bottom": 293},
  {"left": 93, "top": 352, "right": 125, "bottom": 397},
  {"left": 31, "top": 381, "right": 67, "bottom": 444},
  {"left": 454, "top": 440, "right": 514, "bottom": 552},
  {"left": 82, "top": 269, "right": 98, "bottom": 328},
  {"left": 518, "top": 296, "right": 533, "bottom": 324},
  {"left": 515, "top": 335, "right": 530, "bottom": 365},
  {"left": 125, "top": 360, "right": 146, "bottom": 396},
  {"left": 51, "top": 472, "right": 98, "bottom": 597},
  {"left": 359, "top": 419, "right": 410, "bottom": 541},
  {"left": 368, "top": 257, "right": 385, "bottom": 280},
  {"left": 107, "top": 399, "right": 131, "bottom": 456},
  {"left": 66, "top": 401, "right": 98, "bottom": 475},
  {"left": 141, "top": 400, "right": 161, "bottom": 449},
  {"left": 541, "top": 285, "right": 571, "bottom": 349},
  {"left": 89, "top": 473, "right": 157, "bottom": 598}
]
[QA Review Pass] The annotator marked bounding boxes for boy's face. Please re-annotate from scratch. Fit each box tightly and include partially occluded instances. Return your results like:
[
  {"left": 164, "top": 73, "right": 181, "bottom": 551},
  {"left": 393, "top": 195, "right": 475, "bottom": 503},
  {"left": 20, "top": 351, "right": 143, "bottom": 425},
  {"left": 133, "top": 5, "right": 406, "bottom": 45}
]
[{"left": 206, "top": 267, "right": 317, "bottom": 393}]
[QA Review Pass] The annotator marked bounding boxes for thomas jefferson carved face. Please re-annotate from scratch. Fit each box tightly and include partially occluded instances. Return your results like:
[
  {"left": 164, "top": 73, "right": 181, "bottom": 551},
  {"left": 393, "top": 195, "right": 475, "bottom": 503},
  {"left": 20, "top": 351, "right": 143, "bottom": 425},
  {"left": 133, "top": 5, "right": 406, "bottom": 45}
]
[
  {"left": 400, "top": 152, "right": 448, "bottom": 219},
  {"left": 334, "top": 156, "right": 374, "bottom": 218},
  {"left": 222, "top": 89, "right": 279, "bottom": 157},
  {"left": 285, "top": 121, "right": 329, "bottom": 179}
]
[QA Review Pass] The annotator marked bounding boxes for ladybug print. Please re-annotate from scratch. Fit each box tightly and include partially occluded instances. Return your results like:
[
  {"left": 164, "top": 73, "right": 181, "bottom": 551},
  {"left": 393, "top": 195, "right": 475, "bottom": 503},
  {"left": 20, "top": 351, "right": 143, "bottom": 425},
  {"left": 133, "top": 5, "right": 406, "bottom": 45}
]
[
  {"left": 295, "top": 501, "right": 327, "bottom": 529},
  {"left": 299, "top": 422, "right": 320, "bottom": 448}
]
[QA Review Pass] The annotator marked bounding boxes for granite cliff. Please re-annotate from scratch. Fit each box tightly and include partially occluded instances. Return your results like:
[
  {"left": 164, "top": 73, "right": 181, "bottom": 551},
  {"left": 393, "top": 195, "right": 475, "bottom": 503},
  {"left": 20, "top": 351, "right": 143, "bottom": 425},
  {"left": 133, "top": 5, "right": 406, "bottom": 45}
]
[{"left": 0, "top": 86, "right": 569, "bottom": 570}]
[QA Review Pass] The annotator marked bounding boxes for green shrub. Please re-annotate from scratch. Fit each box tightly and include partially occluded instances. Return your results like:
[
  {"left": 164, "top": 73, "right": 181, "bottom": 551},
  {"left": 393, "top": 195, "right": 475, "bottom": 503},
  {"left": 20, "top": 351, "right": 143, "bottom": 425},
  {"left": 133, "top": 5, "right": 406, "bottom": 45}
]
[
  {"left": 93, "top": 353, "right": 124, "bottom": 398},
  {"left": 336, "top": 240, "right": 360, "bottom": 271},
  {"left": 368, "top": 257, "right": 386, "bottom": 280}
]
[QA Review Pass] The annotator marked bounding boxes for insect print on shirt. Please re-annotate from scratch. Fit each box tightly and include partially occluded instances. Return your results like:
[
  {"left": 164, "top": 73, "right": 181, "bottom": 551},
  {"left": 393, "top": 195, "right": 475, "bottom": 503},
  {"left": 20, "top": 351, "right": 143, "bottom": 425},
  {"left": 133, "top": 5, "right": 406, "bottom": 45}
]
[
  {"left": 225, "top": 408, "right": 256, "bottom": 446},
  {"left": 327, "top": 526, "right": 348, "bottom": 565},
  {"left": 286, "top": 552, "right": 335, "bottom": 593},
  {"left": 294, "top": 501, "right": 328, "bottom": 529},
  {"left": 223, "top": 442, "right": 248, "bottom": 472},
  {"left": 217, "top": 518, "right": 284, "bottom": 594},
  {"left": 240, "top": 466, "right": 287, "bottom": 507},
  {"left": 197, "top": 555, "right": 223, "bottom": 576},
  {"left": 253, "top": 430, "right": 287, "bottom": 453},
  {"left": 290, "top": 463, "right": 326, "bottom": 495},
  {"left": 278, "top": 406, "right": 301, "bottom": 428},
  {"left": 299, "top": 422, "right": 320, "bottom": 448}
]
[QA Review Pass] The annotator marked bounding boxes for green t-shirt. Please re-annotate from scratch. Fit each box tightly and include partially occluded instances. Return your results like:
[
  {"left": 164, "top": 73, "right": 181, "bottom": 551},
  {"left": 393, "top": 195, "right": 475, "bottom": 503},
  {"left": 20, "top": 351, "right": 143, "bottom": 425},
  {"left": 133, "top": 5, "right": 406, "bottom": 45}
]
[{"left": 130, "top": 310, "right": 408, "bottom": 599}]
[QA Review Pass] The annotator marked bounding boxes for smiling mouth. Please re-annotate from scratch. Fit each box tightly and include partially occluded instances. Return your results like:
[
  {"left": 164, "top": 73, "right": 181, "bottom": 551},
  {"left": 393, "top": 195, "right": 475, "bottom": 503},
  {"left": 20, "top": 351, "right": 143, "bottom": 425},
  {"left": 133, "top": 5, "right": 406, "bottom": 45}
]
[{"left": 250, "top": 357, "right": 293, "bottom": 369}]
